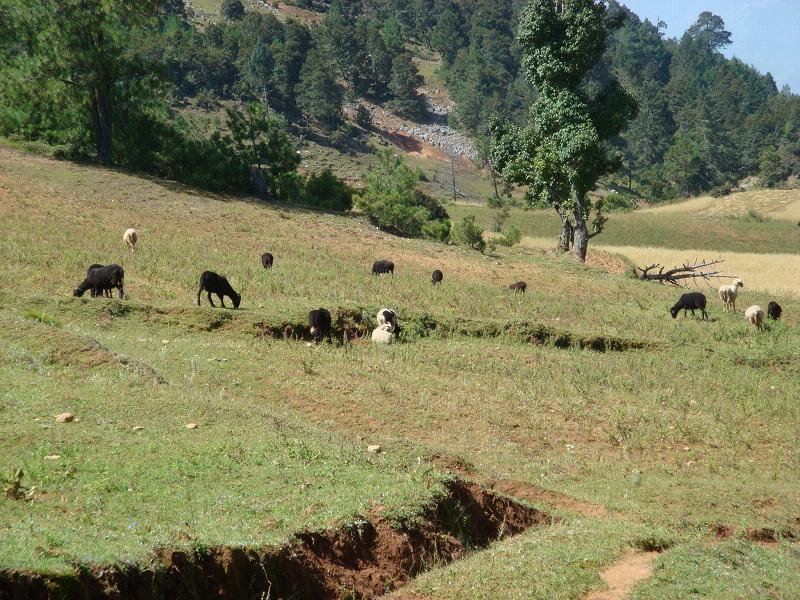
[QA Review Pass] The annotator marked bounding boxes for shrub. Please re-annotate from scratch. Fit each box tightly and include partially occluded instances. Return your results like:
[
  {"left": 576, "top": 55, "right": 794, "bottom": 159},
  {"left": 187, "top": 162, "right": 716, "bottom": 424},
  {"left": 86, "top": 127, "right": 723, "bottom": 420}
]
[
  {"left": 600, "top": 191, "right": 637, "bottom": 211},
  {"left": 451, "top": 215, "right": 486, "bottom": 252},
  {"left": 355, "top": 105, "right": 372, "bottom": 129},
  {"left": 421, "top": 218, "right": 451, "bottom": 241},
  {"left": 354, "top": 149, "right": 450, "bottom": 238},
  {"left": 303, "top": 169, "right": 353, "bottom": 210},
  {"left": 499, "top": 223, "right": 522, "bottom": 246},
  {"left": 709, "top": 183, "right": 734, "bottom": 198}
]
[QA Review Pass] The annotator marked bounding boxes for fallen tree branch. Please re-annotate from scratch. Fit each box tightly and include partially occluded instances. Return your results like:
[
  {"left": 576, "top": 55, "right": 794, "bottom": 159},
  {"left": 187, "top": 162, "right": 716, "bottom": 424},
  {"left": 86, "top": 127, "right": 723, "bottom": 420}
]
[{"left": 635, "top": 258, "right": 739, "bottom": 287}]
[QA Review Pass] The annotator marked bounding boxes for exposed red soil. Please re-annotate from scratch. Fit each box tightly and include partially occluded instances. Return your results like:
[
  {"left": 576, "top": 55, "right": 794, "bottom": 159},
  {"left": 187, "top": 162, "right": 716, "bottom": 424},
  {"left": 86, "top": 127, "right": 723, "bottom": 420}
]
[
  {"left": 745, "top": 527, "right": 796, "bottom": 547},
  {"left": 0, "top": 481, "right": 551, "bottom": 600},
  {"left": 585, "top": 549, "right": 660, "bottom": 600}
]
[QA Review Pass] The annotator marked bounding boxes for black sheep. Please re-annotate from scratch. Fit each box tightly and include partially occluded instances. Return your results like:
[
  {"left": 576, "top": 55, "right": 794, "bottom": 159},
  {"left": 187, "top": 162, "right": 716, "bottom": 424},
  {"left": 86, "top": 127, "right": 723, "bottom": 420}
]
[
  {"left": 372, "top": 259, "right": 394, "bottom": 275},
  {"left": 86, "top": 264, "right": 111, "bottom": 297},
  {"left": 261, "top": 252, "right": 274, "bottom": 269},
  {"left": 670, "top": 292, "right": 708, "bottom": 320},
  {"left": 308, "top": 308, "right": 333, "bottom": 343},
  {"left": 431, "top": 269, "right": 443, "bottom": 285},
  {"left": 74, "top": 264, "right": 125, "bottom": 299},
  {"left": 767, "top": 301, "right": 782, "bottom": 320},
  {"left": 509, "top": 281, "right": 527, "bottom": 293},
  {"left": 197, "top": 271, "right": 241, "bottom": 309}
]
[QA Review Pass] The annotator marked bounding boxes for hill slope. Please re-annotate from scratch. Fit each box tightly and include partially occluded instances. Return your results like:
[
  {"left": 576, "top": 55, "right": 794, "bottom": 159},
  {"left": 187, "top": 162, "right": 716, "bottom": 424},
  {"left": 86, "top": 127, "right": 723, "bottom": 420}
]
[{"left": 1, "top": 147, "right": 799, "bottom": 597}]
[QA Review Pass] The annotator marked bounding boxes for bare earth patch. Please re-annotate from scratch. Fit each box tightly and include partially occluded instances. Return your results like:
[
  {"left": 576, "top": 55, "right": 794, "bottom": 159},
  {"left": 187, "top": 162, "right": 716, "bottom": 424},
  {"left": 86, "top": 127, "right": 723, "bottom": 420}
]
[{"left": 585, "top": 549, "right": 659, "bottom": 600}]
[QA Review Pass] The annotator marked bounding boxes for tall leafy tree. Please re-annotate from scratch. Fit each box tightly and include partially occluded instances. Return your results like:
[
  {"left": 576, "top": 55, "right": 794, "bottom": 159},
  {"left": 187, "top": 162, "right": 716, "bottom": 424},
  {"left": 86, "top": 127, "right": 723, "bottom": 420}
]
[{"left": 491, "top": 0, "right": 637, "bottom": 261}]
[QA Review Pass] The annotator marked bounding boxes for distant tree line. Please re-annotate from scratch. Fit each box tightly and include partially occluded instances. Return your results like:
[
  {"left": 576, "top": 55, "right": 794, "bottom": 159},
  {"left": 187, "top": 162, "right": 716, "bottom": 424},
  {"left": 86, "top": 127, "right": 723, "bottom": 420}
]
[{"left": 408, "top": 0, "right": 799, "bottom": 197}]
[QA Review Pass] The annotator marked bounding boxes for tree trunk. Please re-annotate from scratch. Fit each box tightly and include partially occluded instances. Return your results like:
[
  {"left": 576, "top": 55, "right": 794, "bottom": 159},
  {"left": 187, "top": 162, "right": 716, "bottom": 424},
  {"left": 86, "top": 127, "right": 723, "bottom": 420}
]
[
  {"left": 90, "top": 84, "right": 113, "bottom": 166},
  {"left": 572, "top": 194, "right": 589, "bottom": 262},
  {"left": 556, "top": 206, "right": 573, "bottom": 252}
]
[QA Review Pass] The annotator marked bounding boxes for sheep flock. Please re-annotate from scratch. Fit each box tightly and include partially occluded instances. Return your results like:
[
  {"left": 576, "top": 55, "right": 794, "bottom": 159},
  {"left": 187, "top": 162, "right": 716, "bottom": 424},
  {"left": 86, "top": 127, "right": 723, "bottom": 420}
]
[{"left": 71, "top": 230, "right": 787, "bottom": 344}]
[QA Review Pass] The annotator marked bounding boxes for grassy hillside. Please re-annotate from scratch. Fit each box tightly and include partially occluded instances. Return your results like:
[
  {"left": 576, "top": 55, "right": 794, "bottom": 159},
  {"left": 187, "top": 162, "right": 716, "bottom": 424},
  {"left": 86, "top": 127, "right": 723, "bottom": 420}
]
[
  {"left": 1, "top": 147, "right": 799, "bottom": 597},
  {"left": 450, "top": 189, "right": 800, "bottom": 297}
]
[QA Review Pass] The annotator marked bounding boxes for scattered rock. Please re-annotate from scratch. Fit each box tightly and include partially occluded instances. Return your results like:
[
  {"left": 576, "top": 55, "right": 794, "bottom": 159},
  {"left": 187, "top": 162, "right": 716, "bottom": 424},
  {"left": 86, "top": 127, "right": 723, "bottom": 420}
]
[
  {"left": 133, "top": 426, "right": 144, "bottom": 432},
  {"left": 55, "top": 412, "right": 74, "bottom": 423},
  {"left": 44, "top": 455, "right": 61, "bottom": 460},
  {"left": 186, "top": 423, "right": 198, "bottom": 430},
  {"left": 367, "top": 445, "right": 382, "bottom": 454}
]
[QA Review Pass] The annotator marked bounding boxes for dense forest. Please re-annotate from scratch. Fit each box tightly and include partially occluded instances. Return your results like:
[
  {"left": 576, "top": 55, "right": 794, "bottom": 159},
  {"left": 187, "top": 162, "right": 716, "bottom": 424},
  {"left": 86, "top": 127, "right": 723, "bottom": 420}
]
[{"left": 1, "top": 0, "right": 798, "bottom": 203}]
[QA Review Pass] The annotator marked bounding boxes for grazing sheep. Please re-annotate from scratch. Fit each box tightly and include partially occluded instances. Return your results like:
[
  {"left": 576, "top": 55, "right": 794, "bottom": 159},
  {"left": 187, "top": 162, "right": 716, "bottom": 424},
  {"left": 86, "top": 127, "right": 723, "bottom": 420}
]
[
  {"left": 431, "top": 269, "right": 443, "bottom": 285},
  {"left": 308, "top": 308, "right": 333, "bottom": 343},
  {"left": 196, "top": 271, "right": 240, "bottom": 309},
  {"left": 509, "top": 281, "right": 527, "bottom": 293},
  {"left": 745, "top": 305, "right": 764, "bottom": 331},
  {"left": 767, "top": 301, "right": 782, "bottom": 320},
  {"left": 372, "top": 259, "right": 394, "bottom": 275},
  {"left": 85, "top": 264, "right": 111, "bottom": 297},
  {"left": 261, "top": 252, "right": 274, "bottom": 269},
  {"left": 376, "top": 308, "right": 398, "bottom": 333},
  {"left": 74, "top": 264, "right": 125, "bottom": 299},
  {"left": 371, "top": 323, "right": 395, "bottom": 344},
  {"left": 123, "top": 228, "right": 138, "bottom": 253},
  {"left": 670, "top": 292, "right": 708, "bottom": 320},
  {"left": 718, "top": 278, "right": 744, "bottom": 312}
]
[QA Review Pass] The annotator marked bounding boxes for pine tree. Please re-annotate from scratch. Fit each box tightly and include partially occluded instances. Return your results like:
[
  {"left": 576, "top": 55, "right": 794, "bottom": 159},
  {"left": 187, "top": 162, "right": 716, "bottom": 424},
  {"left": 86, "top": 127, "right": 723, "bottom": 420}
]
[
  {"left": 221, "top": 0, "right": 245, "bottom": 21},
  {"left": 389, "top": 52, "right": 426, "bottom": 118},
  {"left": 296, "top": 48, "right": 344, "bottom": 132},
  {"left": 431, "top": 6, "right": 465, "bottom": 66}
]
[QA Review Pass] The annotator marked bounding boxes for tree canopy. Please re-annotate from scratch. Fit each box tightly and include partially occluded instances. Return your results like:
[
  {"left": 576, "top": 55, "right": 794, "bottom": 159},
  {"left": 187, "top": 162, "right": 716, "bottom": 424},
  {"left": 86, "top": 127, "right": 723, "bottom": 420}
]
[{"left": 492, "top": 0, "right": 637, "bottom": 261}]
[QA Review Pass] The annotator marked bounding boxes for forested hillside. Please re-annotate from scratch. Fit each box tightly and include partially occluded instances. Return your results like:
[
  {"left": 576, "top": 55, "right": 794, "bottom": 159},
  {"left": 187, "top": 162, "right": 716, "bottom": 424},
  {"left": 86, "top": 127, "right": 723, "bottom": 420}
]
[{"left": 1, "top": 0, "right": 798, "bottom": 202}]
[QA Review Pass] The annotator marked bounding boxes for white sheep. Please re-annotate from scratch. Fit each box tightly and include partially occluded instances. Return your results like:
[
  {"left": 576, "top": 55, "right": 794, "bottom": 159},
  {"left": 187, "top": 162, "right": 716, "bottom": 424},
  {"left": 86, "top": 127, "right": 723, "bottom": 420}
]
[
  {"left": 718, "top": 278, "right": 743, "bottom": 312},
  {"left": 376, "top": 308, "right": 397, "bottom": 332},
  {"left": 123, "top": 228, "right": 138, "bottom": 253},
  {"left": 745, "top": 305, "right": 764, "bottom": 331},
  {"left": 371, "top": 323, "right": 395, "bottom": 344}
]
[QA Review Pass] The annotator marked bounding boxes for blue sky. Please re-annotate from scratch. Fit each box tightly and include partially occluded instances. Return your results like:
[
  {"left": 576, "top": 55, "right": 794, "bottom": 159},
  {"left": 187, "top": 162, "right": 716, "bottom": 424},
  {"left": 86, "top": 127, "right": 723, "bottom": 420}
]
[{"left": 620, "top": 0, "right": 800, "bottom": 92}]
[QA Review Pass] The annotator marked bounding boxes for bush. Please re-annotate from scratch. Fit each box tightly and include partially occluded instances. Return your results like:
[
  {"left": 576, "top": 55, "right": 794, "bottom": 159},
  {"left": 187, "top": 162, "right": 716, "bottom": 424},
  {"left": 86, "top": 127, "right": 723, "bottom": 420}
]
[
  {"left": 421, "top": 218, "right": 451, "bottom": 241},
  {"left": 709, "top": 183, "right": 734, "bottom": 198},
  {"left": 354, "top": 149, "right": 450, "bottom": 238},
  {"left": 303, "top": 169, "right": 353, "bottom": 210},
  {"left": 355, "top": 105, "right": 372, "bottom": 129},
  {"left": 451, "top": 215, "right": 486, "bottom": 252},
  {"left": 499, "top": 223, "right": 521, "bottom": 246},
  {"left": 600, "top": 191, "right": 637, "bottom": 211}
]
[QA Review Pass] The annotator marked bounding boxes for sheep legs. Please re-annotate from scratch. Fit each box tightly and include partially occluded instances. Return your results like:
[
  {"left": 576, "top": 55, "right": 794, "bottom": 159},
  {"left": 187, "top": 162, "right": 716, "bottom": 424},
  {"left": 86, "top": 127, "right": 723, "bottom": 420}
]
[
  {"left": 218, "top": 294, "right": 226, "bottom": 308},
  {"left": 207, "top": 292, "right": 216, "bottom": 307}
]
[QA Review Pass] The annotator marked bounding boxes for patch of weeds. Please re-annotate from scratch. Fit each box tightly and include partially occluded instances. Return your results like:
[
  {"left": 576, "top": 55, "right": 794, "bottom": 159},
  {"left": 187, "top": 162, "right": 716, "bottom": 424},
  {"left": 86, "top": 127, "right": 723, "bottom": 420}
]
[
  {"left": 301, "top": 355, "right": 316, "bottom": 375},
  {"left": 2, "top": 467, "right": 31, "bottom": 500},
  {"left": 384, "top": 505, "right": 426, "bottom": 532},
  {"left": 288, "top": 442, "right": 322, "bottom": 464},
  {"left": 633, "top": 529, "right": 676, "bottom": 552},
  {"left": 22, "top": 310, "right": 62, "bottom": 327},
  {"left": 436, "top": 498, "right": 470, "bottom": 546}
]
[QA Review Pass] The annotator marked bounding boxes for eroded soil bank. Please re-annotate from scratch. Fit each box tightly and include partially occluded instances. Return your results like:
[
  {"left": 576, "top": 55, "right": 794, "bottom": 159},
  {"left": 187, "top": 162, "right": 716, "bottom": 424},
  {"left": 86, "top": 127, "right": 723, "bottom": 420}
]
[{"left": 0, "top": 481, "right": 551, "bottom": 600}]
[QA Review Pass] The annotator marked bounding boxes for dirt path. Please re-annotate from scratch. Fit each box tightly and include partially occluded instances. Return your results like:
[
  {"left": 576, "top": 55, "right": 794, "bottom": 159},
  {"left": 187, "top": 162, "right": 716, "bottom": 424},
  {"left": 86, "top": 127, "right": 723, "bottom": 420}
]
[{"left": 586, "top": 550, "right": 659, "bottom": 600}]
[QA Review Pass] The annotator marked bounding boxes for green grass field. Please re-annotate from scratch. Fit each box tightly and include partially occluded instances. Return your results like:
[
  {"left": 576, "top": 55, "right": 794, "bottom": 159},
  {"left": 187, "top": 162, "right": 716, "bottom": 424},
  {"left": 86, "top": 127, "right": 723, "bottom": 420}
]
[{"left": 1, "top": 146, "right": 799, "bottom": 598}]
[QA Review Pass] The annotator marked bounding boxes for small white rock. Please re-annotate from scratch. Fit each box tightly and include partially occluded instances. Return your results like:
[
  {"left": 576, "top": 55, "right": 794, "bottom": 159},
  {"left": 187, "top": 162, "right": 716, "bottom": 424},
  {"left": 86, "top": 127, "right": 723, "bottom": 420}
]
[
  {"left": 55, "top": 412, "right": 74, "bottom": 423},
  {"left": 367, "top": 445, "right": 382, "bottom": 454}
]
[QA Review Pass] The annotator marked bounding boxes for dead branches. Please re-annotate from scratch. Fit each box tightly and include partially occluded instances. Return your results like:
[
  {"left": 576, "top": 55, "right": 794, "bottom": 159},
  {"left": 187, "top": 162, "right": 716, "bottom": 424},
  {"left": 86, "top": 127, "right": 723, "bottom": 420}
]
[{"left": 635, "top": 258, "right": 739, "bottom": 287}]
